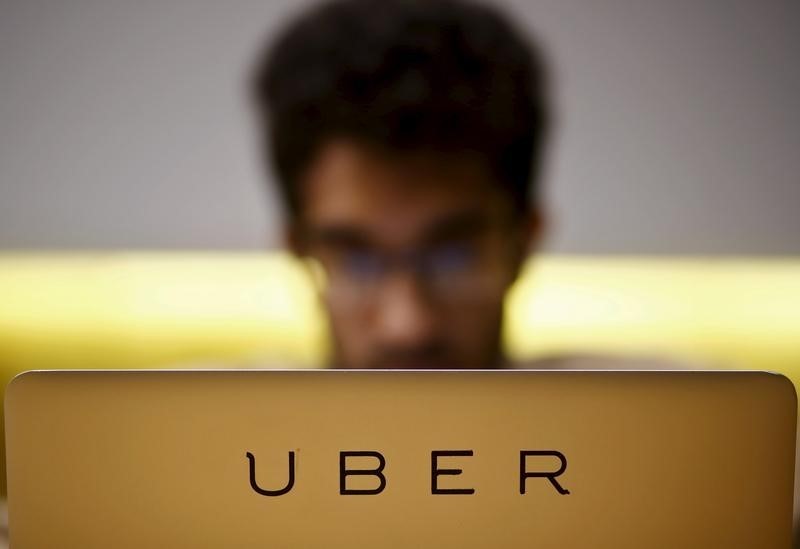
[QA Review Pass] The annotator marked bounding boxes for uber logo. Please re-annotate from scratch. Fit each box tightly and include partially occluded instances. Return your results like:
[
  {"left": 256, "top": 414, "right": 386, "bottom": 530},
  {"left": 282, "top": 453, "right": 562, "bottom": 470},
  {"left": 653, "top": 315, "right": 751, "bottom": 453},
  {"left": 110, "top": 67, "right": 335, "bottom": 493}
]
[{"left": 246, "top": 450, "right": 570, "bottom": 496}]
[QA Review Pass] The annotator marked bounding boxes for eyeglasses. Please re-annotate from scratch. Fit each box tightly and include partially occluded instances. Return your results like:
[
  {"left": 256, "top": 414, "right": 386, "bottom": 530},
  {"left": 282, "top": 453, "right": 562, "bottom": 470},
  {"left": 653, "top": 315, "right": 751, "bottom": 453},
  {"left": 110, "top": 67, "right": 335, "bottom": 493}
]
[{"left": 304, "top": 231, "right": 518, "bottom": 307}]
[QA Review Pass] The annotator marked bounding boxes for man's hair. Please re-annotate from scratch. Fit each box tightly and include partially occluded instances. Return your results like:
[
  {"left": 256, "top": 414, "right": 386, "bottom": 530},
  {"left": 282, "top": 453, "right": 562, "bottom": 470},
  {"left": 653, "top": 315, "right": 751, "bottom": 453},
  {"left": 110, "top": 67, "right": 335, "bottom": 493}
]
[{"left": 252, "top": 0, "right": 550, "bottom": 218}]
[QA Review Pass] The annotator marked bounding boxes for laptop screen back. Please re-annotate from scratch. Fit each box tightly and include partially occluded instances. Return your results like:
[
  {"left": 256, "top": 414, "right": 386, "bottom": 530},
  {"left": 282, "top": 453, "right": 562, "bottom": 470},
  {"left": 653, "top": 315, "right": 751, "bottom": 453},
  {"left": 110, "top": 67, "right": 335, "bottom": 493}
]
[{"left": 4, "top": 370, "right": 796, "bottom": 548}]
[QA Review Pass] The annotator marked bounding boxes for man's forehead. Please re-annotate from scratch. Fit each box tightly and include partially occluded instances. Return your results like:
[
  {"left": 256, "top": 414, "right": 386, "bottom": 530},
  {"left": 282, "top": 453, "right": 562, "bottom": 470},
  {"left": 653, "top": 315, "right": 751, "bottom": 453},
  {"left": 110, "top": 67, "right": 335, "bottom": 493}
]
[{"left": 299, "top": 139, "right": 511, "bottom": 245}]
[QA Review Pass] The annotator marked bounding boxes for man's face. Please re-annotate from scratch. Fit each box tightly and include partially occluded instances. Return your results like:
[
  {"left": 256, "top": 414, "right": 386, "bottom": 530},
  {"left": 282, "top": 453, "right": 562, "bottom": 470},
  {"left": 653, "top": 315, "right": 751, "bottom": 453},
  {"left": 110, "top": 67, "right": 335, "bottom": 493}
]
[{"left": 293, "top": 139, "right": 537, "bottom": 369}]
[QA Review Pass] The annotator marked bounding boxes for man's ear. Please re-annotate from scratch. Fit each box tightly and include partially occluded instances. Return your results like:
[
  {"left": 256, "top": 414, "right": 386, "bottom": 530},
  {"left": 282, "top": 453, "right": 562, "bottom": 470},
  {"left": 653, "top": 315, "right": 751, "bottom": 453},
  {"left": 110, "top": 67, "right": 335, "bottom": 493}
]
[
  {"left": 285, "top": 221, "right": 306, "bottom": 257},
  {"left": 509, "top": 207, "right": 546, "bottom": 282},
  {"left": 521, "top": 207, "right": 546, "bottom": 254}
]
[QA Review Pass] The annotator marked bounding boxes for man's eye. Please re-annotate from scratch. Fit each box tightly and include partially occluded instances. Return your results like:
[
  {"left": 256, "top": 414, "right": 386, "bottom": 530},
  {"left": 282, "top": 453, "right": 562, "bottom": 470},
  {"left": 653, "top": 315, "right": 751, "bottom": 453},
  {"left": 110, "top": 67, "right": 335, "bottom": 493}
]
[
  {"left": 425, "top": 243, "right": 477, "bottom": 275},
  {"left": 340, "top": 251, "right": 384, "bottom": 280}
]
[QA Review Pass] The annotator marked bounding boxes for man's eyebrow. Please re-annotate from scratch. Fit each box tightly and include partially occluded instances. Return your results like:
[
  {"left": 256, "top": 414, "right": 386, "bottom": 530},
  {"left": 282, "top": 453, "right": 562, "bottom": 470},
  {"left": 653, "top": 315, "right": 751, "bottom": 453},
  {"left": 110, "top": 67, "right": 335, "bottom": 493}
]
[
  {"left": 304, "top": 226, "right": 373, "bottom": 249},
  {"left": 421, "top": 209, "right": 492, "bottom": 244}
]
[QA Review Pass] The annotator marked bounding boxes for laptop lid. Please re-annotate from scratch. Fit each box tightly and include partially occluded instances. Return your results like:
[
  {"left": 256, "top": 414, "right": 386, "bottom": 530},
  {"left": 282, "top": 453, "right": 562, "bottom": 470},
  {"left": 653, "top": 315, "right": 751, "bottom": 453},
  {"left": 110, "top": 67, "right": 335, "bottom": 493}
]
[{"left": 5, "top": 369, "right": 796, "bottom": 548}]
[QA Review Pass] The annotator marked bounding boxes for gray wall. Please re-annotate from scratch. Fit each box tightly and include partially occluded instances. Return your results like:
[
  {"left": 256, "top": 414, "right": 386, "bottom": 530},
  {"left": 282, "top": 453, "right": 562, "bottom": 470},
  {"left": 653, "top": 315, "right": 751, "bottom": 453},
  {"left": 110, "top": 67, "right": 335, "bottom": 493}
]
[{"left": 1, "top": 0, "right": 798, "bottom": 254}]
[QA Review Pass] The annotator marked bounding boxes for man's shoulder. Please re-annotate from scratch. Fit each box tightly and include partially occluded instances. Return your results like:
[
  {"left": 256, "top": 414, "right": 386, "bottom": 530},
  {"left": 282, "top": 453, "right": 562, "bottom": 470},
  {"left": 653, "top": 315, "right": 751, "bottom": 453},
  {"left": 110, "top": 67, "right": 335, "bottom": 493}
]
[{"left": 512, "top": 353, "right": 706, "bottom": 370}]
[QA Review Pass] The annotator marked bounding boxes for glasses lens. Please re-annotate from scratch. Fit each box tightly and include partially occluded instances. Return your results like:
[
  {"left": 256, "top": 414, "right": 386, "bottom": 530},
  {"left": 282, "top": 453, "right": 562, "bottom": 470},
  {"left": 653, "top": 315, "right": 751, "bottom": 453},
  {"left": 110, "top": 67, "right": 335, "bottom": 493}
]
[
  {"left": 421, "top": 240, "right": 508, "bottom": 301},
  {"left": 307, "top": 227, "right": 515, "bottom": 306}
]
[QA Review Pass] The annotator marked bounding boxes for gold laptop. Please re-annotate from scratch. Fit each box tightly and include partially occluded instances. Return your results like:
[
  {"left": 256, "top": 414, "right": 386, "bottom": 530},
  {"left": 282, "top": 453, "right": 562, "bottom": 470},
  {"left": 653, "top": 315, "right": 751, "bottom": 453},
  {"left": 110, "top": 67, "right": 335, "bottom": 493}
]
[{"left": 4, "top": 369, "right": 796, "bottom": 548}]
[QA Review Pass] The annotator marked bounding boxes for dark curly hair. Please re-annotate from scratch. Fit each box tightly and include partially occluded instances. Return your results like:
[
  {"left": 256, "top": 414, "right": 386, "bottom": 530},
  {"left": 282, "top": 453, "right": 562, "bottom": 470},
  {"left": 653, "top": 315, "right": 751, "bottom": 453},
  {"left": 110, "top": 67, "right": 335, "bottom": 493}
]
[{"left": 252, "top": 0, "right": 550, "bottom": 218}]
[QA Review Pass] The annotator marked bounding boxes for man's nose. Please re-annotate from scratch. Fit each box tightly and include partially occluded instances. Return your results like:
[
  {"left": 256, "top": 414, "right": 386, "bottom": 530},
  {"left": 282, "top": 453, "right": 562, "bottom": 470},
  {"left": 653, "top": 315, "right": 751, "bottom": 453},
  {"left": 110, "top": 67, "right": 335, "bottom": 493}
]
[{"left": 374, "top": 272, "right": 438, "bottom": 348}]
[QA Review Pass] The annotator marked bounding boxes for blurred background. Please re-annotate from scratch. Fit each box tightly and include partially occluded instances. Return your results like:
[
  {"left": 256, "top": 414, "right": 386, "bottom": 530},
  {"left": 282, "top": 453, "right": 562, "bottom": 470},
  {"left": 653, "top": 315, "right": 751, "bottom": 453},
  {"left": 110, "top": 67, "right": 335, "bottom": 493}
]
[
  {"left": 1, "top": 0, "right": 799, "bottom": 253},
  {"left": 0, "top": 0, "right": 799, "bottom": 497}
]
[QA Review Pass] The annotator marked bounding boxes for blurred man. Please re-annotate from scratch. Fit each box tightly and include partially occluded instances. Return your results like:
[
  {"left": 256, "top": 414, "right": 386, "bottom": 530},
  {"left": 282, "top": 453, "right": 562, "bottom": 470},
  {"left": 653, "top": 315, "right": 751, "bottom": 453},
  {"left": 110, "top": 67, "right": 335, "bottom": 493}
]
[{"left": 252, "top": 0, "right": 547, "bottom": 370}]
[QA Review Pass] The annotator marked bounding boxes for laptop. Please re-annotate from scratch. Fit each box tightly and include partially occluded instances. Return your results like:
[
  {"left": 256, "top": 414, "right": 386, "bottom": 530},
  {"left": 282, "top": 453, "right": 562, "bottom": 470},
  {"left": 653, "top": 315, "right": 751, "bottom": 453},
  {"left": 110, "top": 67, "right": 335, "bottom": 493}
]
[{"left": 4, "top": 369, "right": 796, "bottom": 548}]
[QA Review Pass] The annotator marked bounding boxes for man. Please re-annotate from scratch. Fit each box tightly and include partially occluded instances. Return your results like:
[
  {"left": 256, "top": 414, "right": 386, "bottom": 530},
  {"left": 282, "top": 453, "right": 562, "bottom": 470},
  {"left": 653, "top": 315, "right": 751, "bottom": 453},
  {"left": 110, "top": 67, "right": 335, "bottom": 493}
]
[
  {"left": 251, "top": 0, "right": 548, "bottom": 370},
  {"left": 250, "top": 0, "right": 800, "bottom": 528}
]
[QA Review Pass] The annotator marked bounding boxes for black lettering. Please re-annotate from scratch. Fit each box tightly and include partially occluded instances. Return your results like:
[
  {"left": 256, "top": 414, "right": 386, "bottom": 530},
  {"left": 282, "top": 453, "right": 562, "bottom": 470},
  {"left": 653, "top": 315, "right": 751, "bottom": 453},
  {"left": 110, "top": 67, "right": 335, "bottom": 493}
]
[
  {"left": 339, "top": 451, "right": 387, "bottom": 495},
  {"left": 247, "top": 451, "right": 295, "bottom": 496},
  {"left": 431, "top": 450, "right": 475, "bottom": 495},
  {"left": 520, "top": 450, "right": 570, "bottom": 495}
]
